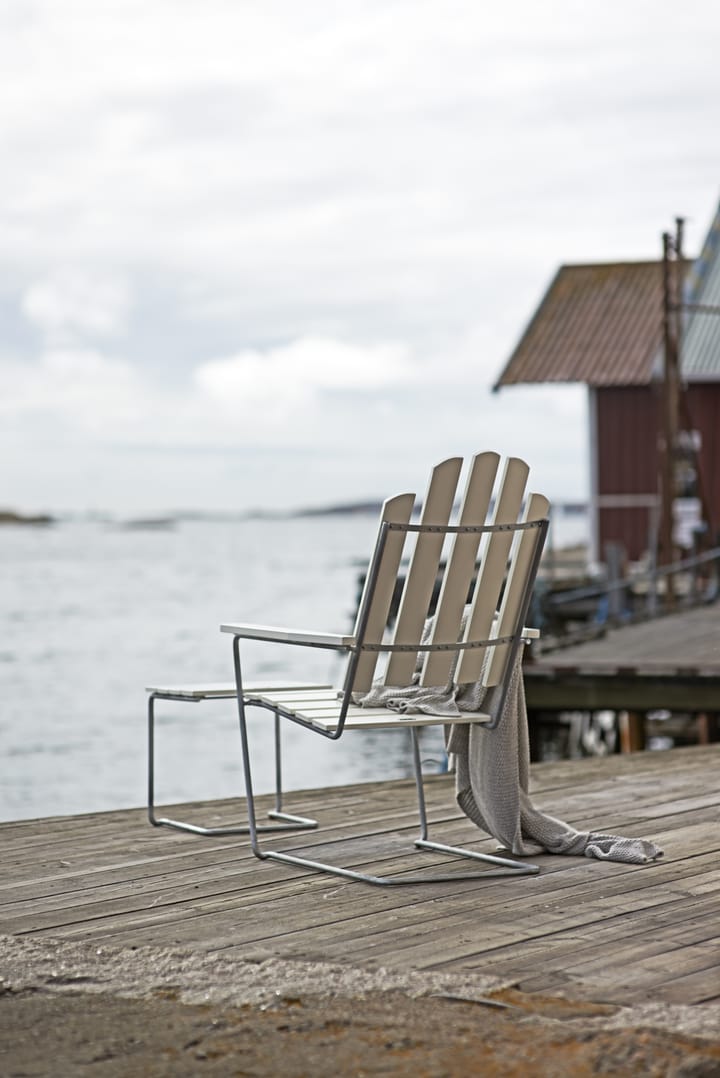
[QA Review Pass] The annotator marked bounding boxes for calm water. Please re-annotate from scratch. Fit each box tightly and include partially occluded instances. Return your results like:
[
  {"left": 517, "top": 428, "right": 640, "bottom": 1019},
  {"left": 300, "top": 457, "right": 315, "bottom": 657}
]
[{"left": 1, "top": 511, "right": 586, "bottom": 821}]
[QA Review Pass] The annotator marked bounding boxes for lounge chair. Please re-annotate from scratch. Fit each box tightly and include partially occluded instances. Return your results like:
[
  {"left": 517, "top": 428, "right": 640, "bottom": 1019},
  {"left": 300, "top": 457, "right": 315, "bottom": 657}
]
[
  {"left": 222, "top": 452, "right": 549, "bottom": 885},
  {"left": 146, "top": 682, "right": 321, "bottom": 835}
]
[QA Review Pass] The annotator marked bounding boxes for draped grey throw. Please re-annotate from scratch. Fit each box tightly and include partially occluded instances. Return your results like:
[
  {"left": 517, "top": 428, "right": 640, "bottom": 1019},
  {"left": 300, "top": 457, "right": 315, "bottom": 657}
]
[{"left": 353, "top": 614, "right": 663, "bottom": 865}]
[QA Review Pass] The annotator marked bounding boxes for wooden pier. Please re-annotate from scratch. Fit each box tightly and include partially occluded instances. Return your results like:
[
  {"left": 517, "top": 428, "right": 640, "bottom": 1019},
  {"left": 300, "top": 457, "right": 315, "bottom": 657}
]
[
  {"left": 2, "top": 744, "right": 718, "bottom": 1009},
  {"left": 526, "top": 600, "right": 720, "bottom": 753}
]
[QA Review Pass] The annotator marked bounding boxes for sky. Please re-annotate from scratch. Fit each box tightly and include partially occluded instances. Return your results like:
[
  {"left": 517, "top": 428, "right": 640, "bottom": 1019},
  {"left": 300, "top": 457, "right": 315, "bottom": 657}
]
[{"left": 2, "top": 0, "right": 720, "bottom": 516}]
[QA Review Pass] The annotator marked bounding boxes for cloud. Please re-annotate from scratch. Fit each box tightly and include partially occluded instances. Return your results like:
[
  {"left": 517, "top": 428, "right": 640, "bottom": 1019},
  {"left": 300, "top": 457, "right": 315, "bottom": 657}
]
[
  {"left": 0, "top": 334, "right": 414, "bottom": 445},
  {"left": 0, "top": 325, "right": 589, "bottom": 513},
  {"left": 195, "top": 336, "right": 412, "bottom": 416},
  {"left": 0, "top": 348, "right": 140, "bottom": 431},
  {"left": 21, "top": 271, "right": 130, "bottom": 341},
  {"left": 175, "top": 335, "right": 416, "bottom": 446}
]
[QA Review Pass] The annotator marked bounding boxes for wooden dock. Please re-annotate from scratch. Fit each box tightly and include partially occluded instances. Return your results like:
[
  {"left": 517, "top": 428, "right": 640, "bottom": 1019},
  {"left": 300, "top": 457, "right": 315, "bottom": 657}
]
[
  {"left": 2, "top": 745, "right": 718, "bottom": 1008},
  {"left": 526, "top": 601, "right": 720, "bottom": 752}
]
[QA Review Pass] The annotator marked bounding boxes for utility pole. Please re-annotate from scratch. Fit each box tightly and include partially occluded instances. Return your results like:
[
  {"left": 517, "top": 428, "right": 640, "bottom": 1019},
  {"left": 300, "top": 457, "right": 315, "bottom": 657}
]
[{"left": 659, "top": 219, "right": 684, "bottom": 600}]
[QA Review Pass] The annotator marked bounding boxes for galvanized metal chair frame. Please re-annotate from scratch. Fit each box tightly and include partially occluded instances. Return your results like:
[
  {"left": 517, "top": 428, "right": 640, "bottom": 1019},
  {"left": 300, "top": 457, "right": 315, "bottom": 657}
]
[
  {"left": 222, "top": 453, "right": 550, "bottom": 886},
  {"left": 147, "top": 684, "right": 319, "bottom": 835}
]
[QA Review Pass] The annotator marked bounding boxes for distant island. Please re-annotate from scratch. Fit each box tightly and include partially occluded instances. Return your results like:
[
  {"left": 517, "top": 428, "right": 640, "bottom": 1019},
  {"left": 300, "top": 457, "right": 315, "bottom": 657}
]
[
  {"left": 0, "top": 500, "right": 589, "bottom": 529},
  {"left": 0, "top": 509, "right": 54, "bottom": 526},
  {"left": 0, "top": 505, "right": 382, "bottom": 527},
  {"left": 117, "top": 517, "right": 176, "bottom": 530},
  {"left": 294, "top": 501, "right": 384, "bottom": 518}
]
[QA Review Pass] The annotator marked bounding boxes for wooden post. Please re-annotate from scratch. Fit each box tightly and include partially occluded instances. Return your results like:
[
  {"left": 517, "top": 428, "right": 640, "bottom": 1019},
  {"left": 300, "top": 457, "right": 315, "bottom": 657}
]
[
  {"left": 659, "top": 222, "right": 684, "bottom": 604},
  {"left": 697, "top": 712, "right": 720, "bottom": 744},
  {"left": 619, "top": 710, "right": 646, "bottom": 753}
]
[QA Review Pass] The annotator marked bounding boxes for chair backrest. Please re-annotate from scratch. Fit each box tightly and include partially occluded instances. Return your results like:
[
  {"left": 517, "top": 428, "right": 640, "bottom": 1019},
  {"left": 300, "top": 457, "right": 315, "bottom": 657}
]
[{"left": 346, "top": 453, "right": 549, "bottom": 698}]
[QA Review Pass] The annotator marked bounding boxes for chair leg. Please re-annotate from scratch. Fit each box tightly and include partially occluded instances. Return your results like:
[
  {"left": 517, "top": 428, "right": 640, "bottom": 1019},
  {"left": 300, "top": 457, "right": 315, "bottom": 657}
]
[
  {"left": 234, "top": 673, "right": 538, "bottom": 884},
  {"left": 410, "top": 728, "right": 539, "bottom": 876},
  {"left": 147, "top": 692, "right": 317, "bottom": 836}
]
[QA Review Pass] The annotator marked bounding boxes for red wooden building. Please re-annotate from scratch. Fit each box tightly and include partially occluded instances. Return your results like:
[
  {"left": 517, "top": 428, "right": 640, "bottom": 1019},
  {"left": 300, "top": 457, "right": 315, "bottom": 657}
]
[{"left": 494, "top": 206, "right": 720, "bottom": 565}]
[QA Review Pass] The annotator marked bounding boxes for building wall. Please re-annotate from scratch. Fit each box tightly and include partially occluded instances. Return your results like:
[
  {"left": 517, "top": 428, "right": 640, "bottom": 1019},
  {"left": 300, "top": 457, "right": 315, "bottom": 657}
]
[
  {"left": 595, "top": 386, "right": 660, "bottom": 561},
  {"left": 593, "top": 383, "right": 720, "bottom": 561},
  {"left": 685, "top": 384, "right": 720, "bottom": 546}
]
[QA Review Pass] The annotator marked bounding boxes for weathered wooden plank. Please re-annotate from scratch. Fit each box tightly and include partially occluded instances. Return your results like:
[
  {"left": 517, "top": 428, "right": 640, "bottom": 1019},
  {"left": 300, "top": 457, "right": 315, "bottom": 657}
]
[
  {"left": 516, "top": 926, "right": 720, "bottom": 1004},
  {"left": 14, "top": 835, "right": 713, "bottom": 966},
  {"left": 0, "top": 781, "right": 433, "bottom": 866},
  {"left": 650, "top": 967, "right": 720, "bottom": 1005},
  {"left": 534, "top": 602, "right": 720, "bottom": 667},
  {"left": 446, "top": 883, "right": 720, "bottom": 972},
  {"left": 1, "top": 806, "right": 710, "bottom": 937},
  {"left": 1, "top": 745, "right": 718, "bottom": 1009},
  {"left": 236, "top": 876, "right": 719, "bottom": 976},
  {"left": 316, "top": 891, "right": 718, "bottom": 977},
  {"left": 7, "top": 820, "right": 703, "bottom": 941},
  {"left": 3, "top": 780, "right": 714, "bottom": 919}
]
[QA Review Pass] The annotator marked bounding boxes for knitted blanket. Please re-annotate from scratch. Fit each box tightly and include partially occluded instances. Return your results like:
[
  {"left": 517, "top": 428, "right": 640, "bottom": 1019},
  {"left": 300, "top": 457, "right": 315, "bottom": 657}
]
[{"left": 353, "top": 620, "right": 663, "bottom": 865}]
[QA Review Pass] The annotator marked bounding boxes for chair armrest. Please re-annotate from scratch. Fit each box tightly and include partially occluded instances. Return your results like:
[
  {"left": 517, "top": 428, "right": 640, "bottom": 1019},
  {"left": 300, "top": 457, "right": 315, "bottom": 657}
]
[
  {"left": 220, "top": 622, "right": 356, "bottom": 649},
  {"left": 219, "top": 622, "right": 537, "bottom": 647}
]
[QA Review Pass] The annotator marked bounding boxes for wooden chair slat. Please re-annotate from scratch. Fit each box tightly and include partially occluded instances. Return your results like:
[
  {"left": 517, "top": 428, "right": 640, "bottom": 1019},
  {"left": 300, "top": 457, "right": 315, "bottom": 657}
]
[
  {"left": 483, "top": 492, "right": 550, "bottom": 687},
  {"left": 384, "top": 457, "right": 463, "bottom": 685},
  {"left": 455, "top": 457, "right": 529, "bottom": 685},
  {"left": 247, "top": 691, "right": 497, "bottom": 729},
  {"left": 252, "top": 689, "right": 340, "bottom": 708},
  {"left": 350, "top": 492, "right": 415, "bottom": 693},
  {"left": 421, "top": 452, "right": 500, "bottom": 686},
  {"left": 305, "top": 708, "right": 489, "bottom": 731}
]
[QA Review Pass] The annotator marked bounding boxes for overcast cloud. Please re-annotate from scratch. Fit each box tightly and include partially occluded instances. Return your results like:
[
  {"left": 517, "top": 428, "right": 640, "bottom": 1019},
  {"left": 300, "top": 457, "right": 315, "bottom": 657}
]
[{"left": 2, "top": 0, "right": 720, "bottom": 514}]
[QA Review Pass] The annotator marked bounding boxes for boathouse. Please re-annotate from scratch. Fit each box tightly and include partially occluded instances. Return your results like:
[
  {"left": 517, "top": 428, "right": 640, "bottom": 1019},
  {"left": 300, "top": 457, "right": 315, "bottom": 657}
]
[{"left": 494, "top": 203, "right": 720, "bottom": 565}]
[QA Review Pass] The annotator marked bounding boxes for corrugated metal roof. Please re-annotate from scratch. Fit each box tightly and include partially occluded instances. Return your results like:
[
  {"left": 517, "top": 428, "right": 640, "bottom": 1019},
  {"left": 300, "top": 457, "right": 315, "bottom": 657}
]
[
  {"left": 494, "top": 261, "right": 664, "bottom": 388},
  {"left": 681, "top": 201, "right": 720, "bottom": 381}
]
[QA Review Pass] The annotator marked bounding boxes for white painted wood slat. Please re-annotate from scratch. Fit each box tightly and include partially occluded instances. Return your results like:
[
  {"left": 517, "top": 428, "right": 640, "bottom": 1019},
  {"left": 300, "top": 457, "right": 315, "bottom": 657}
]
[
  {"left": 384, "top": 457, "right": 462, "bottom": 686},
  {"left": 455, "top": 457, "right": 529, "bottom": 685},
  {"left": 350, "top": 492, "right": 415, "bottom": 693},
  {"left": 309, "top": 710, "right": 489, "bottom": 731},
  {"left": 245, "top": 691, "right": 491, "bottom": 731},
  {"left": 249, "top": 690, "right": 341, "bottom": 708},
  {"left": 146, "top": 682, "right": 331, "bottom": 699},
  {"left": 219, "top": 624, "right": 355, "bottom": 646},
  {"left": 421, "top": 452, "right": 500, "bottom": 686},
  {"left": 482, "top": 492, "right": 550, "bottom": 687}
]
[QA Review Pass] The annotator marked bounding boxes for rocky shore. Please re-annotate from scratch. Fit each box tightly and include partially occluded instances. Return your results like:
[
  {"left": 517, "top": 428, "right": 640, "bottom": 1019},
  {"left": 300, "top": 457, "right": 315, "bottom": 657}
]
[{"left": 1, "top": 936, "right": 718, "bottom": 1076}]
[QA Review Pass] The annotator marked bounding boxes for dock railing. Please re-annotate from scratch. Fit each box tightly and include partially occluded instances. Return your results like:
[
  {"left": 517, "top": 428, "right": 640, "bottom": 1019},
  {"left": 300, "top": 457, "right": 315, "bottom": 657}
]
[{"left": 540, "top": 544, "right": 720, "bottom": 644}]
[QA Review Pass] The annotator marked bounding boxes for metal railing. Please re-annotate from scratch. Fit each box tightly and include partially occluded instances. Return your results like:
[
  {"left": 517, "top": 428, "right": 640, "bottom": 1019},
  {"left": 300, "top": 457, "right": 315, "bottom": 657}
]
[{"left": 540, "top": 545, "right": 720, "bottom": 640}]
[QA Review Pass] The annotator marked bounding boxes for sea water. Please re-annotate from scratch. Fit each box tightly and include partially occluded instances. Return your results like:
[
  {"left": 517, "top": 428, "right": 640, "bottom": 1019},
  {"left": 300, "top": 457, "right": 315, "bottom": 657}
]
[{"left": 0, "top": 509, "right": 587, "bottom": 821}]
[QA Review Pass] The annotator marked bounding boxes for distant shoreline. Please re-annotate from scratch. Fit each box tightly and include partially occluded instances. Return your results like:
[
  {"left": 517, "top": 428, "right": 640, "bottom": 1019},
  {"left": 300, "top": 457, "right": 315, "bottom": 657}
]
[
  {"left": 0, "top": 510, "right": 54, "bottom": 526},
  {"left": 0, "top": 501, "right": 589, "bottom": 527}
]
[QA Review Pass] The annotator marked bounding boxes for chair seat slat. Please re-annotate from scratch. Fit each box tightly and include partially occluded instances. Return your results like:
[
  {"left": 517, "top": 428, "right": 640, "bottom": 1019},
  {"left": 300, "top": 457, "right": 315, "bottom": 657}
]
[
  {"left": 248, "top": 689, "right": 340, "bottom": 704},
  {"left": 307, "top": 710, "right": 490, "bottom": 731},
  {"left": 245, "top": 687, "right": 491, "bottom": 731},
  {"left": 146, "top": 682, "right": 331, "bottom": 699}
]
